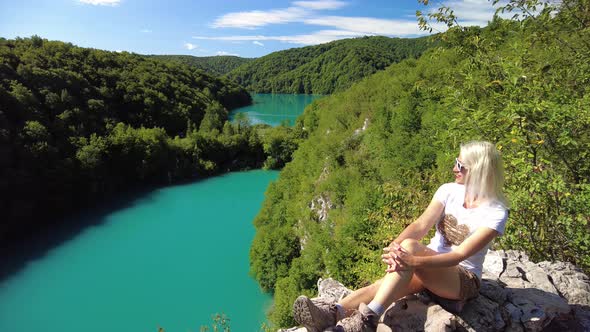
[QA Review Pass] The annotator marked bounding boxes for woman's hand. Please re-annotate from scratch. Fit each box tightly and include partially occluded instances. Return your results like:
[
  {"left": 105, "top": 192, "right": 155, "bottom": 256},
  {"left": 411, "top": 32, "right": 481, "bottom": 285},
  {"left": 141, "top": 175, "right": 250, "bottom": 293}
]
[{"left": 381, "top": 243, "right": 417, "bottom": 273}]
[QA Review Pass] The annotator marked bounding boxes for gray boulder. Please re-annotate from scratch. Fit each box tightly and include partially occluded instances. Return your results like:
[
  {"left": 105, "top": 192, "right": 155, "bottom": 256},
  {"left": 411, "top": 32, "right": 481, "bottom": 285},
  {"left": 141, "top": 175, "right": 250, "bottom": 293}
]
[{"left": 286, "top": 250, "right": 590, "bottom": 331}]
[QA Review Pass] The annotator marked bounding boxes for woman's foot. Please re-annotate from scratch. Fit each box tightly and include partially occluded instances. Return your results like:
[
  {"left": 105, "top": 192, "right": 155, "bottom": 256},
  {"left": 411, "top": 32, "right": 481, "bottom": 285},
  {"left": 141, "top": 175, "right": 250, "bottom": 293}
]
[{"left": 293, "top": 295, "right": 339, "bottom": 332}]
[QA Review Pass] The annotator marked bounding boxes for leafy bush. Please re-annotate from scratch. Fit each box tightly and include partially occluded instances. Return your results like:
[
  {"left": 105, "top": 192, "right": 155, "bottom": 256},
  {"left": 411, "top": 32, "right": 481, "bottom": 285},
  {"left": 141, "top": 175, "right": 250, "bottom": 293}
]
[{"left": 251, "top": 1, "right": 590, "bottom": 327}]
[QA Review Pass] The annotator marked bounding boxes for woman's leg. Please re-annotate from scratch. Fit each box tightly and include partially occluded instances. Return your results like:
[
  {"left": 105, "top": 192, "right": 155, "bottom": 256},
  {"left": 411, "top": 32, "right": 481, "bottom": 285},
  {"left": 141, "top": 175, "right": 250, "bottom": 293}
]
[
  {"left": 337, "top": 239, "right": 426, "bottom": 316},
  {"left": 337, "top": 278, "right": 382, "bottom": 316},
  {"left": 371, "top": 239, "right": 427, "bottom": 307},
  {"left": 294, "top": 239, "right": 464, "bottom": 331},
  {"left": 333, "top": 240, "right": 436, "bottom": 330},
  {"left": 372, "top": 238, "right": 462, "bottom": 310}
]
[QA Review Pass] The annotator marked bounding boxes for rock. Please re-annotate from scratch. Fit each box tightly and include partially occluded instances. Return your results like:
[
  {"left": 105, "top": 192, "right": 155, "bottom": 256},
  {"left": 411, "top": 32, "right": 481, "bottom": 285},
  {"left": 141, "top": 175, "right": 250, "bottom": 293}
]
[
  {"left": 310, "top": 194, "right": 333, "bottom": 222},
  {"left": 521, "top": 261, "right": 559, "bottom": 296},
  {"left": 285, "top": 250, "right": 590, "bottom": 331},
  {"left": 537, "top": 261, "right": 590, "bottom": 306},
  {"left": 483, "top": 251, "right": 505, "bottom": 280},
  {"left": 480, "top": 279, "right": 509, "bottom": 304},
  {"left": 504, "top": 302, "right": 525, "bottom": 332},
  {"left": 572, "top": 305, "right": 590, "bottom": 331},
  {"left": 381, "top": 297, "right": 432, "bottom": 331},
  {"left": 278, "top": 328, "right": 307, "bottom": 332},
  {"left": 317, "top": 278, "right": 352, "bottom": 303},
  {"left": 353, "top": 118, "right": 369, "bottom": 135},
  {"left": 509, "top": 288, "right": 570, "bottom": 325}
]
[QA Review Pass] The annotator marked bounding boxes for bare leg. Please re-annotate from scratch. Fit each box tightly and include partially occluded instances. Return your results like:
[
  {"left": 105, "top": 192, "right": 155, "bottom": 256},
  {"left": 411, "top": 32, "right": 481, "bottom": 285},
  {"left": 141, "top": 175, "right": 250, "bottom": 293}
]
[
  {"left": 371, "top": 239, "right": 426, "bottom": 307},
  {"left": 337, "top": 238, "right": 426, "bottom": 315},
  {"left": 372, "top": 239, "right": 463, "bottom": 310},
  {"left": 337, "top": 238, "right": 464, "bottom": 318},
  {"left": 338, "top": 279, "right": 383, "bottom": 316}
]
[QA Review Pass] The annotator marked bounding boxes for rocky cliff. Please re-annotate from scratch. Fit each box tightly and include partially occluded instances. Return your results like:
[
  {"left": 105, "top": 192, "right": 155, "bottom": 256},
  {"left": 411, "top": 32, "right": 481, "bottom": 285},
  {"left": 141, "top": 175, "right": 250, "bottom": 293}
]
[{"left": 282, "top": 250, "right": 590, "bottom": 331}]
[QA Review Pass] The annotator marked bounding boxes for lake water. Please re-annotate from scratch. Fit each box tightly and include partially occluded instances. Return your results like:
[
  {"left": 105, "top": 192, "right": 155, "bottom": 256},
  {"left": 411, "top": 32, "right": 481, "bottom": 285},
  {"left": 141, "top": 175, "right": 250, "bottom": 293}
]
[
  {"left": 230, "top": 93, "right": 323, "bottom": 126},
  {"left": 0, "top": 170, "right": 278, "bottom": 332},
  {"left": 0, "top": 94, "right": 318, "bottom": 332}
]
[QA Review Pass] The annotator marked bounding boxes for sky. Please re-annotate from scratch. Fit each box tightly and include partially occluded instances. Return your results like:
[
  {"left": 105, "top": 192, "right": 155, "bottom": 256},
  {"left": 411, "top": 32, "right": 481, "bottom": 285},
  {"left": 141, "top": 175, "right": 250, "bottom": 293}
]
[{"left": 0, "top": 0, "right": 503, "bottom": 58}]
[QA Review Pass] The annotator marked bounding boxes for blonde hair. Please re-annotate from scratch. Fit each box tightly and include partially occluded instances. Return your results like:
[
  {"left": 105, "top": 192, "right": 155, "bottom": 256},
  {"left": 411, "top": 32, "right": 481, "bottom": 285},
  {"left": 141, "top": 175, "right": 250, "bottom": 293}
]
[{"left": 460, "top": 141, "right": 507, "bottom": 207}]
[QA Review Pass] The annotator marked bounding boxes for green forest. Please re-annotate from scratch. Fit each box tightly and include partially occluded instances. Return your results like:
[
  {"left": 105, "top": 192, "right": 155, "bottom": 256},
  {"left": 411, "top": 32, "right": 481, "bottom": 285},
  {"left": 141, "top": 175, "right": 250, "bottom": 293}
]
[
  {"left": 225, "top": 36, "right": 433, "bottom": 94},
  {"left": 0, "top": 37, "right": 301, "bottom": 242},
  {"left": 149, "top": 55, "right": 254, "bottom": 76},
  {"left": 248, "top": 0, "right": 590, "bottom": 327}
]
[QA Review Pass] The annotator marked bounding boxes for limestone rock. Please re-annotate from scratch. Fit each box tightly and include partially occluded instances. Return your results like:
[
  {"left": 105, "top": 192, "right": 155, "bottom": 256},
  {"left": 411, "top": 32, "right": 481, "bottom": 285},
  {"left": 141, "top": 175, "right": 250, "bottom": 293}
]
[
  {"left": 285, "top": 250, "right": 590, "bottom": 332},
  {"left": 483, "top": 251, "right": 505, "bottom": 280},
  {"left": 278, "top": 328, "right": 307, "bottom": 332},
  {"left": 453, "top": 294, "right": 505, "bottom": 331},
  {"left": 317, "top": 278, "right": 352, "bottom": 303},
  {"left": 537, "top": 261, "right": 590, "bottom": 306},
  {"left": 310, "top": 194, "right": 333, "bottom": 222},
  {"left": 353, "top": 118, "right": 369, "bottom": 135}
]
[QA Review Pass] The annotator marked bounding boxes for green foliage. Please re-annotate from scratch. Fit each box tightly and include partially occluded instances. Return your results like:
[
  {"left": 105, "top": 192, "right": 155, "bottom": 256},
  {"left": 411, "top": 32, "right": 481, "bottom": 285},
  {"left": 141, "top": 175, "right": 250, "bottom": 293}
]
[
  {"left": 150, "top": 55, "right": 254, "bottom": 76},
  {"left": 251, "top": 1, "right": 590, "bottom": 327},
  {"left": 0, "top": 37, "right": 276, "bottom": 242},
  {"left": 269, "top": 276, "right": 299, "bottom": 328},
  {"left": 158, "top": 313, "right": 231, "bottom": 332},
  {"left": 250, "top": 225, "right": 300, "bottom": 292},
  {"left": 260, "top": 125, "right": 299, "bottom": 169},
  {"left": 226, "top": 36, "right": 433, "bottom": 94}
]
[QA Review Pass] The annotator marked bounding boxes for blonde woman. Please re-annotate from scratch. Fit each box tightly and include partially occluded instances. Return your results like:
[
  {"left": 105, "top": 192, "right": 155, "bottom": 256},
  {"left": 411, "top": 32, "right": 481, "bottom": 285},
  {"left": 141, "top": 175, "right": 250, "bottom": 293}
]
[{"left": 293, "top": 141, "right": 509, "bottom": 332}]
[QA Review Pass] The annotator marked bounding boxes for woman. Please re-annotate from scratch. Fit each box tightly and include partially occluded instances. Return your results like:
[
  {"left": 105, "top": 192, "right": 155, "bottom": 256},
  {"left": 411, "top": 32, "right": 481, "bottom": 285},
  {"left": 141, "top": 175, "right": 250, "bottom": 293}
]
[{"left": 293, "top": 141, "right": 509, "bottom": 332}]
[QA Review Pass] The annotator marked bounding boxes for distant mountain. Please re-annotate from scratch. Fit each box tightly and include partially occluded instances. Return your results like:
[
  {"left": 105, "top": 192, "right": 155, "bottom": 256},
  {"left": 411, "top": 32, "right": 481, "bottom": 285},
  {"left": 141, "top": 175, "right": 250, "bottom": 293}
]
[
  {"left": 226, "top": 36, "right": 433, "bottom": 94},
  {"left": 150, "top": 55, "right": 255, "bottom": 76}
]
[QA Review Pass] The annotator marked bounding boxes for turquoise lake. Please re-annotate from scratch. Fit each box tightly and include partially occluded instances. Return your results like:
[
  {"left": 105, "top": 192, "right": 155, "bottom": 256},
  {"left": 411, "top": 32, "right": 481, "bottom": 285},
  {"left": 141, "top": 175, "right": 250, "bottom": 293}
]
[
  {"left": 0, "top": 171, "right": 279, "bottom": 332},
  {"left": 230, "top": 93, "right": 323, "bottom": 126},
  {"left": 0, "top": 94, "right": 316, "bottom": 331}
]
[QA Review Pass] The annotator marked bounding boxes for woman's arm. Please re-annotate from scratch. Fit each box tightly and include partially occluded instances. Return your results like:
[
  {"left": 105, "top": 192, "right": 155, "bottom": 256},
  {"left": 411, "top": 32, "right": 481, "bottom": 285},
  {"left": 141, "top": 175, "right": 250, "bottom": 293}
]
[
  {"left": 395, "top": 227, "right": 499, "bottom": 269},
  {"left": 391, "top": 198, "right": 444, "bottom": 245}
]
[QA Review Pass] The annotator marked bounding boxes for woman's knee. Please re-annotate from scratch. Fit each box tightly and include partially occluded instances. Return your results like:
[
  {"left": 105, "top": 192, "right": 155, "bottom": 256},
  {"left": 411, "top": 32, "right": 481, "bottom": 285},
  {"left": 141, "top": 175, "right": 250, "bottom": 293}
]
[{"left": 400, "top": 238, "right": 425, "bottom": 255}]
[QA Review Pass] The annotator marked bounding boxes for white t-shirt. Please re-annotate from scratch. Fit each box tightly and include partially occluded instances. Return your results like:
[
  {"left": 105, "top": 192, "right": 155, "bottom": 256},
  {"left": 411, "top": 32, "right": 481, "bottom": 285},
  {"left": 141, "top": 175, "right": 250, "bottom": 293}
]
[{"left": 427, "top": 183, "right": 508, "bottom": 278}]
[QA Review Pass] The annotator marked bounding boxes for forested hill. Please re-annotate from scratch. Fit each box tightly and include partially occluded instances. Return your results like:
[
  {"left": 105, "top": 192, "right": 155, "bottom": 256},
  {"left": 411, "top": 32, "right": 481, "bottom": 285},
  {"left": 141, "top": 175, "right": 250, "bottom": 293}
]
[
  {"left": 149, "top": 55, "right": 254, "bottom": 76},
  {"left": 226, "top": 36, "right": 432, "bottom": 94},
  {"left": 248, "top": 1, "right": 590, "bottom": 328},
  {"left": 0, "top": 36, "right": 276, "bottom": 242}
]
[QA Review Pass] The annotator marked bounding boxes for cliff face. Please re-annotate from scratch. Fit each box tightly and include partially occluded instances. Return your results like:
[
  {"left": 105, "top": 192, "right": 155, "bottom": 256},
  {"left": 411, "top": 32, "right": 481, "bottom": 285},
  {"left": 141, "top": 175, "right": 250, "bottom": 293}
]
[{"left": 282, "top": 250, "right": 590, "bottom": 332}]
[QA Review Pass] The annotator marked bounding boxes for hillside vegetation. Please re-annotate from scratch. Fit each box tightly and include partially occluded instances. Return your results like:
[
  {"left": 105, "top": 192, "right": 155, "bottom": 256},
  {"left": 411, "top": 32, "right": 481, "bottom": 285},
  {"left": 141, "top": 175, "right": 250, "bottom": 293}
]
[
  {"left": 226, "top": 36, "right": 432, "bottom": 94},
  {"left": 150, "top": 55, "right": 254, "bottom": 76},
  {"left": 0, "top": 37, "right": 300, "bottom": 242},
  {"left": 249, "top": 1, "right": 590, "bottom": 327}
]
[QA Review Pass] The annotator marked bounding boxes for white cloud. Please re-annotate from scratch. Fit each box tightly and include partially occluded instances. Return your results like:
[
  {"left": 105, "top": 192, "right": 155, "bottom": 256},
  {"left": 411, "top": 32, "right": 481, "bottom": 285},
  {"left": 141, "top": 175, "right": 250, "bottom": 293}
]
[
  {"left": 211, "top": 1, "right": 347, "bottom": 29},
  {"left": 201, "top": 0, "right": 508, "bottom": 48},
  {"left": 292, "top": 0, "right": 347, "bottom": 10},
  {"left": 420, "top": 0, "right": 515, "bottom": 29},
  {"left": 140, "top": 29, "right": 152, "bottom": 33},
  {"left": 194, "top": 30, "right": 368, "bottom": 46},
  {"left": 442, "top": 0, "right": 499, "bottom": 25},
  {"left": 212, "top": 7, "right": 307, "bottom": 29},
  {"left": 216, "top": 51, "right": 240, "bottom": 56},
  {"left": 184, "top": 42, "right": 198, "bottom": 50},
  {"left": 304, "top": 16, "right": 429, "bottom": 36},
  {"left": 79, "top": 0, "right": 120, "bottom": 6}
]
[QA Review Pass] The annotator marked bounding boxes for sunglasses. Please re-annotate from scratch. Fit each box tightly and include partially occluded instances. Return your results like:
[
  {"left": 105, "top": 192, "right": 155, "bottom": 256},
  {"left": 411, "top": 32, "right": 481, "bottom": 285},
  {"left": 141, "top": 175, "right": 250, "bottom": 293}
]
[{"left": 455, "top": 158, "right": 467, "bottom": 172}]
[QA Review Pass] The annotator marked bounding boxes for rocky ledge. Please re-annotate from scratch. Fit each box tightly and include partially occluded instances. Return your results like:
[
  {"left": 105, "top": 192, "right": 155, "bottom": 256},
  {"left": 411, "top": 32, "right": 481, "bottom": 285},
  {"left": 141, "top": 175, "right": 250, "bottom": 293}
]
[{"left": 283, "top": 250, "right": 590, "bottom": 332}]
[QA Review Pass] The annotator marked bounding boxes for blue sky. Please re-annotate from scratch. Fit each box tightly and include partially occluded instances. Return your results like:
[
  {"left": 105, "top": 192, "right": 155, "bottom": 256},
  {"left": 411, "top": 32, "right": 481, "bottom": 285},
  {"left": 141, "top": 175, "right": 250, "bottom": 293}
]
[{"left": 0, "top": 0, "right": 501, "bottom": 58}]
